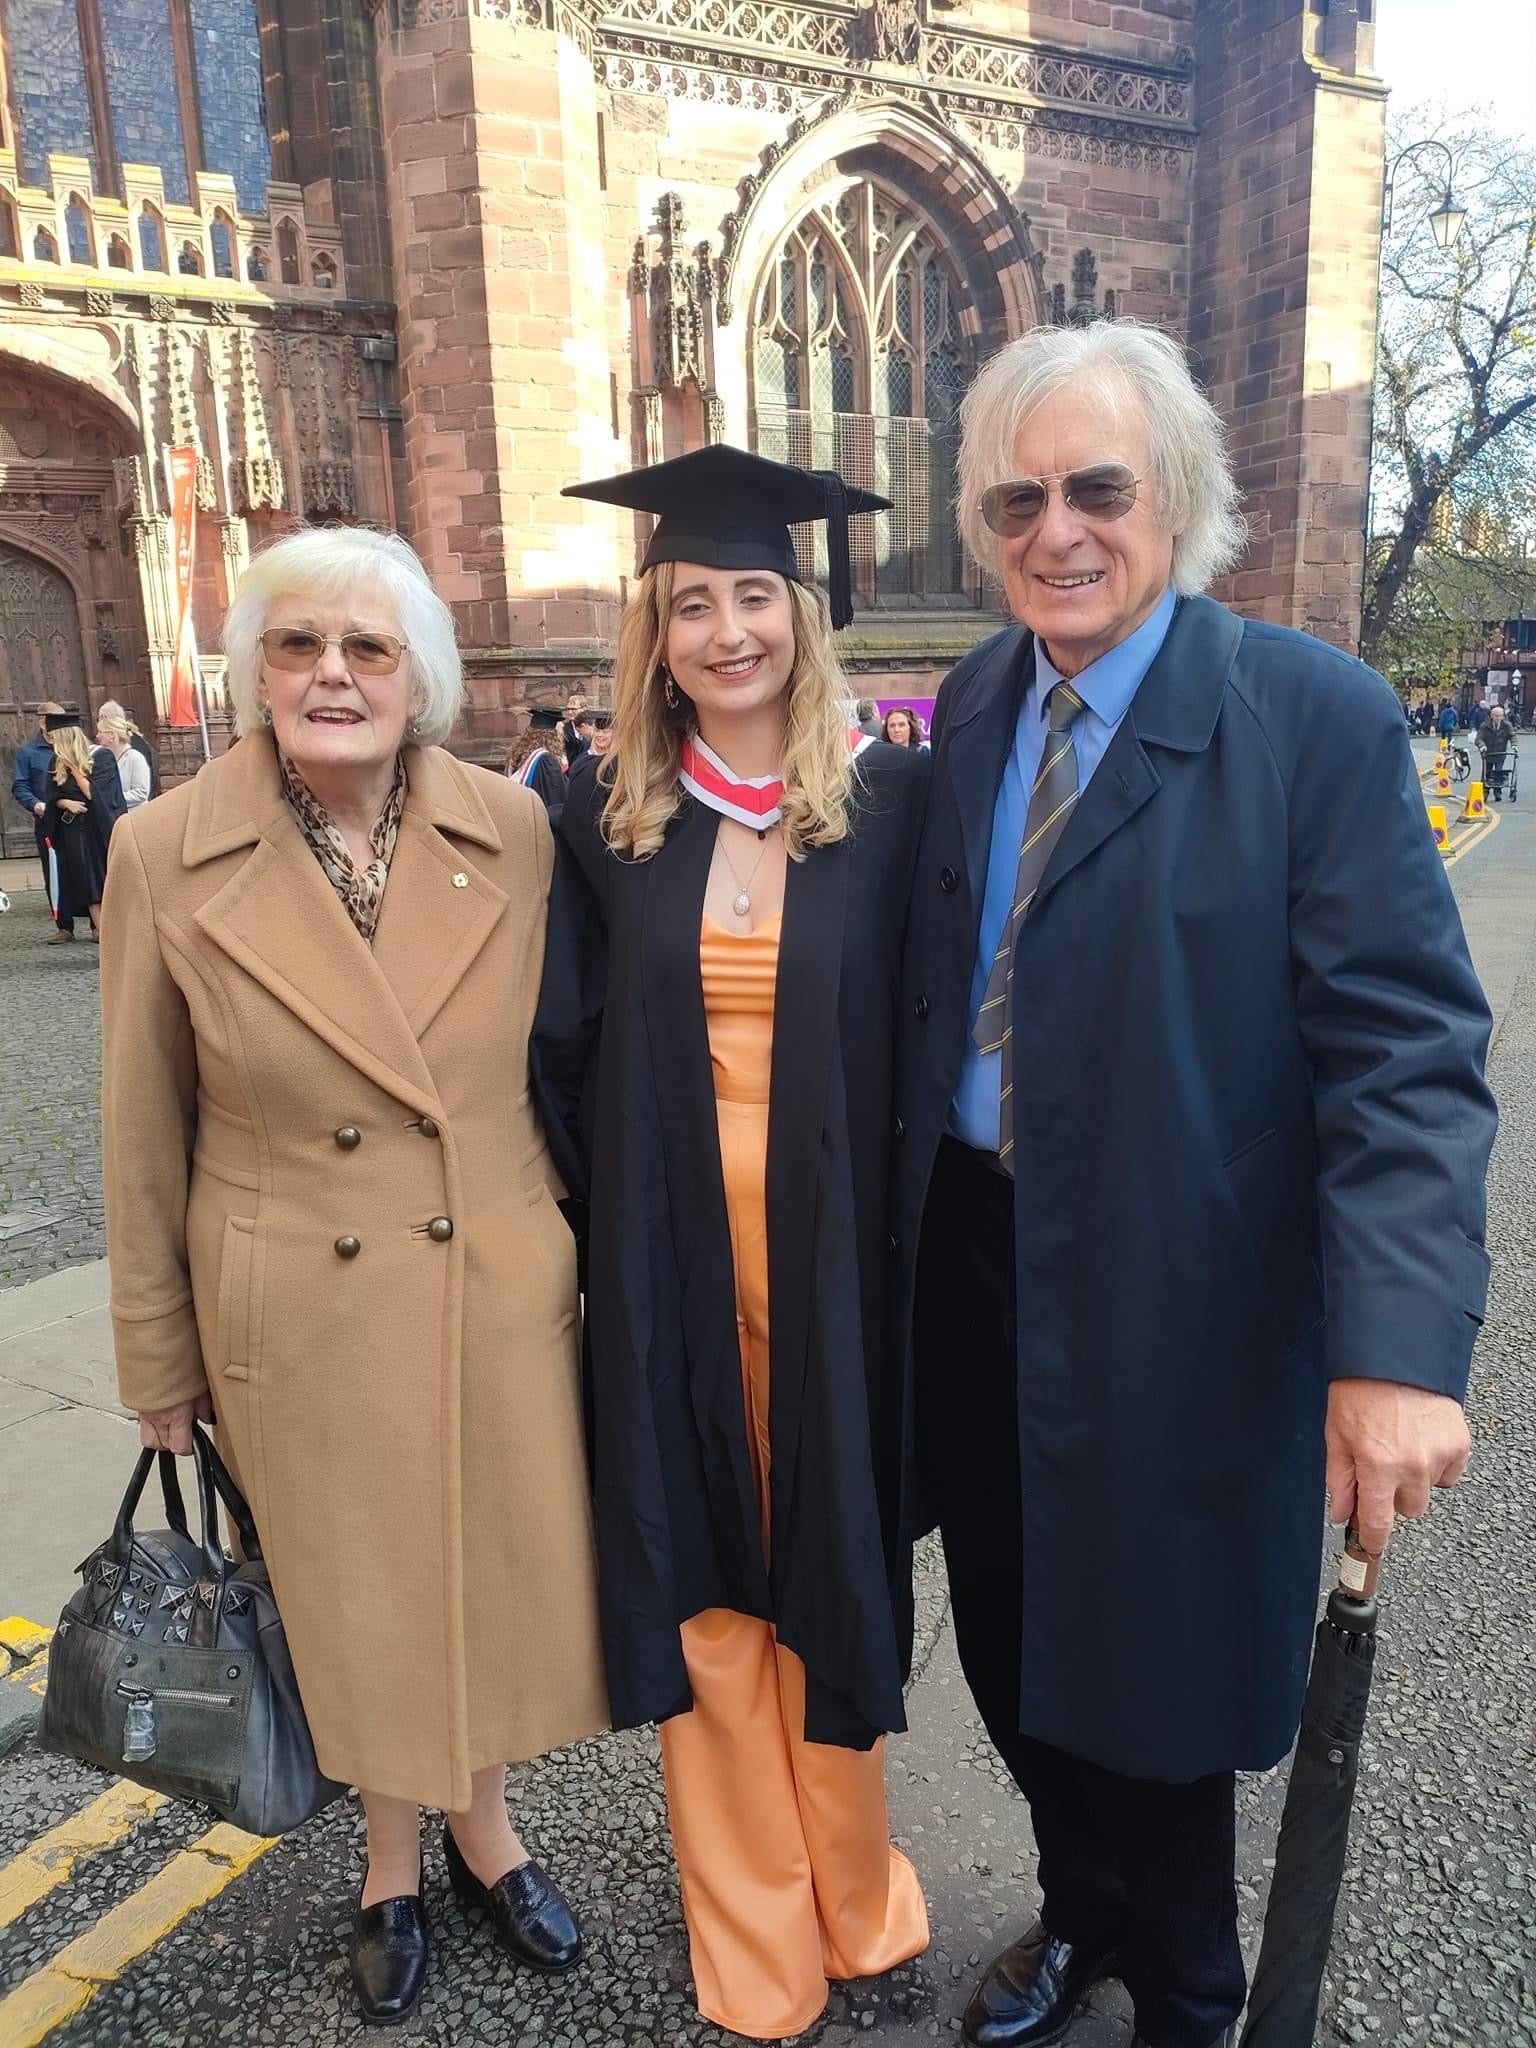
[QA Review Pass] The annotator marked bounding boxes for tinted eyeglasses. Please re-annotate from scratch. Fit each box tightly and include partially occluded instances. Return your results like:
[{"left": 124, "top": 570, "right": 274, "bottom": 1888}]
[
  {"left": 258, "top": 628, "right": 406, "bottom": 676},
  {"left": 979, "top": 463, "right": 1141, "bottom": 537}
]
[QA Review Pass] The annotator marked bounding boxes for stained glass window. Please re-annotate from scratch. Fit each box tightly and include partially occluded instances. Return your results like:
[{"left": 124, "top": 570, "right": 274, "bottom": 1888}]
[
  {"left": 8, "top": 0, "right": 96, "bottom": 188},
  {"left": 751, "top": 185, "right": 978, "bottom": 606},
  {"left": 189, "top": 0, "right": 271, "bottom": 213},
  {"left": 211, "top": 215, "right": 235, "bottom": 277},
  {"left": 101, "top": 0, "right": 191, "bottom": 203},
  {"left": 138, "top": 207, "right": 165, "bottom": 271},
  {"left": 33, "top": 227, "right": 59, "bottom": 260},
  {"left": 66, "top": 199, "right": 94, "bottom": 264}
]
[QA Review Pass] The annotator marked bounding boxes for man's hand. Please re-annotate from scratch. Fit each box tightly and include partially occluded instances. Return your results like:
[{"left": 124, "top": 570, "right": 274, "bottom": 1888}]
[
  {"left": 32, "top": 801, "right": 44, "bottom": 817},
  {"left": 1325, "top": 1378, "right": 1471, "bottom": 1557},
  {"left": 138, "top": 1392, "right": 215, "bottom": 1454}
]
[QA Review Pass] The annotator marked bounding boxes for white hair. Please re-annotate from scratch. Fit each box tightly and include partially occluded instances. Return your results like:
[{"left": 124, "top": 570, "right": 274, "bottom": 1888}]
[
  {"left": 222, "top": 528, "right": 465, "bottom": 746},
  {"left": 956, "top": 320, "right": 1247, "bottom": 597}
]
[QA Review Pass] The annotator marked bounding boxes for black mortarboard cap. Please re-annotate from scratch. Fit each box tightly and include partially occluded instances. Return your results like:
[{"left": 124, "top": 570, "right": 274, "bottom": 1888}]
[
  {"left": 527, "top": 704, "right": 563, "bottom": 731},
  {"left": 45, "top": 708, "right": 84, "bottom": 733},
  {"left": 562, "top": 444, "right": 890, "bottom": 630}
]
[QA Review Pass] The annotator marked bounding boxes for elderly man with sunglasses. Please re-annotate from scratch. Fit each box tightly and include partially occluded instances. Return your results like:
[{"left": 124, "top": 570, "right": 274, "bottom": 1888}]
[{"left": 892, "top": 322, "right": 1495, "bottom": 2048}]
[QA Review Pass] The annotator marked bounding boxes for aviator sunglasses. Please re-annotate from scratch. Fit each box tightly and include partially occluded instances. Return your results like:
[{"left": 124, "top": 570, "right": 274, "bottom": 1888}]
[
  {"left": 258, "top": 627, "right": 407, "bottom": 676},
  {"left": 980, "top": 462, "right": 1141, "bottom": 537}
]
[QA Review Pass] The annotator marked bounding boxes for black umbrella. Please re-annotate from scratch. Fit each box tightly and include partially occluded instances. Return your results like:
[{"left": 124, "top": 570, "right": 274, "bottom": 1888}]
[{"left": 1240, "top": 1529, "right": 1381, "bottom": 2048}]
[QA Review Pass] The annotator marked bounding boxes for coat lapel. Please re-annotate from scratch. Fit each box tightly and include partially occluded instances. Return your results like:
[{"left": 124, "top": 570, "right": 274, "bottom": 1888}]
[
  {"left": 370, "top": 751, "right": 508, "bottom": 1041},
  {"left": 1032, "top": 594, "right": 1244, "bottom": 911},
  {"left": 764, "top": 832, "right": 849, "bottom": 1541},
  {"left": 640, "top": 799, "right": 767, "bottom": 1593},
  {"left": 944, "top": 628, "right": 1035, "bottom": 911},
  {"left": 186, "top": 737, "right": 505, "bottom": 1119}
]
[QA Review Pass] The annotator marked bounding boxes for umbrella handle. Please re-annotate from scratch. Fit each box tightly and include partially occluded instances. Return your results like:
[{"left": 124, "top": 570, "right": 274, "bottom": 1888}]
[{"left": 1339, "top": 1518, "right": 1382, "bottom": 1600}]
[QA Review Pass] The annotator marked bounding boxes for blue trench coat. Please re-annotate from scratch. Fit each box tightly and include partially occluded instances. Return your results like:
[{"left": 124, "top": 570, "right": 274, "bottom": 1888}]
[{"left": 892, "top": 594, "right": 1497, "bottom": 1783}]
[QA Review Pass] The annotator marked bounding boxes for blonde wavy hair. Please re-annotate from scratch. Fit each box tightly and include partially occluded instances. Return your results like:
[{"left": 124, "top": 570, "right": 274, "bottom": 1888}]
[
  {"left": 601, "top": 563, "right": 856, "bottom": 861},
  {"left": 49, "top": 725, "right": 98, "bottom": 790}
]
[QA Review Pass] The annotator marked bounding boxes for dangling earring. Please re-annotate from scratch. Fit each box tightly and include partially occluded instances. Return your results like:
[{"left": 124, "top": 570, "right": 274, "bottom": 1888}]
[
  {"left": 663, "top": 668, "right": 680, "bottom": 712},
  {"left": 257, "top": 701, "right": 273, "bottom": 728}
]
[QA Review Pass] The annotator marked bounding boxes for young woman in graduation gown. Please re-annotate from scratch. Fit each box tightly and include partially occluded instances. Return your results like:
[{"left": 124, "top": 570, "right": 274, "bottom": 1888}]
[{"left": 535, "top": 445, "right": 930, "bottom": 2039}]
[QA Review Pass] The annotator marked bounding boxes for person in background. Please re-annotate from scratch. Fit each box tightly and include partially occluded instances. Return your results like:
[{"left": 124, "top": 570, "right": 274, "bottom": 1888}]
[
  {"left": 97, "top": 699, "right": 161, "bottom": 797},
  {"left": 1437, "top": 699, "right": 1460, "bottom": 742},
  {"left": 10, "top": 701, "right": 74, "bottom": 940},
  {"left": 44, "top": 709, "right": 125, "bottom": 942},
  {"left": 561, "top": 693, "right": 590, "bottom": 766},
  {"left": 538, "top": 443, "right": 929, "bottom": 2042},
  {"left": 96, "top": 711, "right": 152, "bottom": 808},
  {"left": 101, "top": 526, "right": 607, "bottom": 2027},
  {"left": 882, "top": 706, "right": 925, "bottom": 749},
  {"left": 566, "top": 712, "right": 612, "bottom": 794},
  {"left": 854, "top": 696, "right": 884, "bottom": 739},
  {"left": 587, "top": 709, "right": 613, "bottom": 759},
  {"left": 505, "top": 706, "right": 569, "bottom": 823},
  {"left": 1477, "top": 701, "right": 1515, "bottom": 799}
]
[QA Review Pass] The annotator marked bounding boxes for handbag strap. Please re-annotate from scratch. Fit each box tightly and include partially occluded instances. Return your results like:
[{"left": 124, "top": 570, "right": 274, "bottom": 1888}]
[
  {"left": 158, "top": 1451, "right": 190, "bottom": 1539},
  {"left": 192, "top": 1424, "right": 263, "bottom": 1561}
]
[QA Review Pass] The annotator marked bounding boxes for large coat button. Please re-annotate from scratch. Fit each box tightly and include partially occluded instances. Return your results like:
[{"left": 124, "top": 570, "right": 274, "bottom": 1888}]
[
  {"left": 940, "top": 866, "right": 958, "bottom": 893},
  {"left": 334, "top": 1236, "right": 362, "bottom": 1259},
  {"left": 913, "top": 995, "right": 930, "bottom": 1020},
  {"left": 417, "top": 1117, "right": 440, "bottom": 1139},
  {"left": 334, "top": 1126, "right": 362, "bottom": 1149},
  {"left": 427, "top": 1216, "right": 454, "bottom": 1243}
]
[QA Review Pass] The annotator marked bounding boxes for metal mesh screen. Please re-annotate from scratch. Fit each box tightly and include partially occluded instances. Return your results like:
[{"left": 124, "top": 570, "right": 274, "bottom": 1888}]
[{"left": 756, "top": 407, "right": 974, "bottom": 608}]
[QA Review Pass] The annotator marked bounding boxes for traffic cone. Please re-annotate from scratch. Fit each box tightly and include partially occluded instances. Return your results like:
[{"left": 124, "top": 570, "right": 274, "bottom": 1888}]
[
  {"left": 1435, "top": 759, "right": 1452, "bottom": 795},
  {"left": 1465, "top": 781, "right": 1487, "bottom": 819},
  {"left": 1428, "top": 803, "right": 1449, "bottom": 850}
]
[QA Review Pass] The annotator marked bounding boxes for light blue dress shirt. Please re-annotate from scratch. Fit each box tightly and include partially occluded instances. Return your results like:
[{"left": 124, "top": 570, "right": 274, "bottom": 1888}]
[{"left": 949, "top": 587, "right": 1178, "bottom": 1152}]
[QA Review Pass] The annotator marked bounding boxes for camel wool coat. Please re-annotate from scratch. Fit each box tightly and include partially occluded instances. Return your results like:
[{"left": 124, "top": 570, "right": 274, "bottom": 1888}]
[{"left": 99, "top": 731, "right": 609, "bottom": 1810}]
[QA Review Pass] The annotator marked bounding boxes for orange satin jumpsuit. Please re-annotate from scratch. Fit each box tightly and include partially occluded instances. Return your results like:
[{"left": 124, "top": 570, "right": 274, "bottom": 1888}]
[{"left": 655, "top": 914, "right": 929, "bottom": 2039}]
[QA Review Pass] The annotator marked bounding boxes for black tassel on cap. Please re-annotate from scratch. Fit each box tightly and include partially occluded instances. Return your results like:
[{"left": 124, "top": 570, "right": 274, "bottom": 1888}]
[{"left": 812, "top": 469, "right": 855, "bottom": 629}]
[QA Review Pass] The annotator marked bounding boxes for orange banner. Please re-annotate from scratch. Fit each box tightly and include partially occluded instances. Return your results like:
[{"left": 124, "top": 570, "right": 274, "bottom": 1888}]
[{"left": 166, "top": 447, "right": 201, "bottom": 728}]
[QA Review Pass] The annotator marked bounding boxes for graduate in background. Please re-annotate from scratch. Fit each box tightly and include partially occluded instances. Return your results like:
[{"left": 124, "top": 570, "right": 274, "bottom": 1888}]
[
  {"left": 534, "top": 445, "right": 929, "bottom": 2041},
  {"left": 44, "top": 708, "right": 126, "bottom": 941},
  {"left": 504, "top": 704, "right": 568, "bottom": 824}
]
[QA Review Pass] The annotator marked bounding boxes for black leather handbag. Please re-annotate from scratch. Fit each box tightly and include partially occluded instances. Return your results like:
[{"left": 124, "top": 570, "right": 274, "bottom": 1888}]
[{"left": 40, "top": 1425, "right": 344, "bottom": 1836}]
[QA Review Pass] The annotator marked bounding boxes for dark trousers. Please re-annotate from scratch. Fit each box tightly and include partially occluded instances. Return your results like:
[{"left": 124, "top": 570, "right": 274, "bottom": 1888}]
[
  {"left": 915, "top": 1136, "right": 1246, "bottom": 2048},
  {"left": 34, "top": 817, "right": 71, "bottom": 931}
]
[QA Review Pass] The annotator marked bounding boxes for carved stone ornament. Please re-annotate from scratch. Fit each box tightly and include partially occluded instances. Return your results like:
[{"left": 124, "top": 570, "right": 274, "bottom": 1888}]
[
  {"left": 96, "top": 602, "right": 119, "bottom": 659},
  {"left": 114, "top": 456, "right": 151, "bottom": 520},
  {"left": 210, "top": 302, "right": 234, "bottom": 325},
  {"left": 241, "top": 456, "right": 286, "bottom": 512},
  {"left": 149, "top": 295, "right": 175, "bottom": 321},
  {"left": 859, "top": 0, "right": 920, "bottom": 65},
  {"left": 644, "top": 193, "right": 714, "bottom": 390},
  {"left": 1050, "top": 247, "right": 1115, "bottom": 327},
  {"left": 19, "top": 282, "right": 43, "bottom": 311},
  {"left": 85, "top": 288, "right": 114, "bottom": 318},
  {"left": 301, "top": 458, "right": 355, "bottom": 516}
]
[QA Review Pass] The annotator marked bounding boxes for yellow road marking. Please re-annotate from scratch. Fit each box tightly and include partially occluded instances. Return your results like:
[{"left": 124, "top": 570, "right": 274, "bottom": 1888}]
[
  {"left": 1444, "top": 811, "right": 1501, "bottom": 867},
  {"left": 0, "top": 1822, "right": 276, "bottom": 2048},
  {"left": 0, "top": 1619, "right": 51, "bottom": 1666},
  {"left": 0, "top": 1782, "right": 168, "bottom": 1930}
]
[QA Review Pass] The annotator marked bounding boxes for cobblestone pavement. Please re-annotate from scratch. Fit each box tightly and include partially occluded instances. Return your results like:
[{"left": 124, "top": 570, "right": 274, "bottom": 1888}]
[
  {"left": 1, "top": 802, "right": 1533, "bottom": 2047},
  {"left": 0, "top": 890, "right": 104, "bottom": 1289}
]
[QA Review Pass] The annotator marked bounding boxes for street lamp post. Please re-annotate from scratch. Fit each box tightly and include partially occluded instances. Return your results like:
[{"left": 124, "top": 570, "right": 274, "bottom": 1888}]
[{"left": 1359, "top": 137, "right": 1470, "bottom": 661}]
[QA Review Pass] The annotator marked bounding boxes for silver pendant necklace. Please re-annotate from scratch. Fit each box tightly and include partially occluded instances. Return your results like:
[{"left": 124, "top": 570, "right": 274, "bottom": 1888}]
[{"left": 718, "top": 825, "right": 776, "bottom": 917}]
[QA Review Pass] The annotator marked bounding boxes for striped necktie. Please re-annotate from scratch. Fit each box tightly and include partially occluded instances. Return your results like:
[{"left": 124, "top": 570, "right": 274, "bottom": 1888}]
[{"left": 972, "top": 679, "right": 1086, "bottom": 1168}]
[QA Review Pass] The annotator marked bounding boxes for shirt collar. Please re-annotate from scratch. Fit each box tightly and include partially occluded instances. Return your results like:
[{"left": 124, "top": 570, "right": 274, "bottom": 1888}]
[{"left": 1032, "top": 586, "right": 1178, "bottom": 726}]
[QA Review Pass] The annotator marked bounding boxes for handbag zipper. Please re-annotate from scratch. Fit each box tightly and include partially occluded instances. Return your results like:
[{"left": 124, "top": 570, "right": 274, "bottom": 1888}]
[{"left": 115, "top": 1680, "right": 237, "bottom": 1763}]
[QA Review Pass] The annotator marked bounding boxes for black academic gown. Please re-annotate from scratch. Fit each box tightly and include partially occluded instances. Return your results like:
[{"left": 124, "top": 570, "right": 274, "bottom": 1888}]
[
  {"left": 533, "top": 745, "right": 927, "bottom": 1749},
  {"left": 518, "top": 747, "right": 567, "bottom": 827},
  {"left": 45, "top": 748, "right": 126, "bottom": 917}
]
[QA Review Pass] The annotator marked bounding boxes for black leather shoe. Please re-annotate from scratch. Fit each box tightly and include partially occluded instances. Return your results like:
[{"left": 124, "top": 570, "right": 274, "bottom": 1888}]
[
  {"left": 1131, "top": 2031, "right": 1235, "bottom": 2048},
  {"left": 350, "top": 1891, "right": 429, "bottom": 2026},
  {"left": 963, "top": 1920, "right": 1118, "bottom": 2048},
  {"left": 443, "top": 1824, "right": 582, "bottom": 1972}
]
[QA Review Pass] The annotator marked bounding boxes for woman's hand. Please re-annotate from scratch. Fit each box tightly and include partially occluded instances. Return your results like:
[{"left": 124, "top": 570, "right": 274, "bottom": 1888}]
[
  {"left": 57, "top": 799, "right": 88, "bottom": 816},
  {"left": 138, "top": 1392, "right": 215, "bottom": 1454}
]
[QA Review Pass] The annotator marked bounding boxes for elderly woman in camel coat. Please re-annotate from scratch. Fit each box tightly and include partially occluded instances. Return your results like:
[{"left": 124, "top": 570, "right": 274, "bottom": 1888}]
[{"left": 100, "top": 528, "right": 607, "bottom": 2027}]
